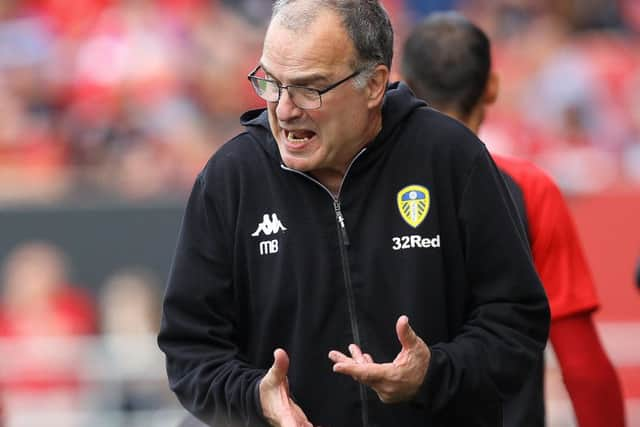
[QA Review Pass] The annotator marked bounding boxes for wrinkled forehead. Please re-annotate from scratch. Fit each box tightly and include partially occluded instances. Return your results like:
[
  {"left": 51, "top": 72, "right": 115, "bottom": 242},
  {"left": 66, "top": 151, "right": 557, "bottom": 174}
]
[{"left": 261, "top": 7, "right": 355, "bottom": 79}]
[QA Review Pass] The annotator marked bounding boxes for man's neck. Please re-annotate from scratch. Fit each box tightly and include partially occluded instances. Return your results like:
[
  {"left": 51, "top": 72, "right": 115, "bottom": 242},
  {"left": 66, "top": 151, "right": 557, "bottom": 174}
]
[
  {"left": 314, "top": 115, "right": 382, "bottom": 196},
  {"left": 310, "top": 169, "right": 344, "bottom": 196},
  {"left": 440, "top": 106, "right": 482, "bottom": 135}
]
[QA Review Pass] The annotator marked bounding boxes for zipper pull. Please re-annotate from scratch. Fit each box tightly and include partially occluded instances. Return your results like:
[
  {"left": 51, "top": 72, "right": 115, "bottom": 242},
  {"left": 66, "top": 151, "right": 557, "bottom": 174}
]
[{"left": 334, "top": 200, "right": 350, "bottom": 246}]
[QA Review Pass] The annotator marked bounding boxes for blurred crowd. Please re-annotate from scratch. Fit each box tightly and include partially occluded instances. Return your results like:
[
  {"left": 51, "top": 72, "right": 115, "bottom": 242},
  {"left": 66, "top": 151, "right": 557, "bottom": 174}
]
[
  {"left": 0, "top": 0, "right": 638, "bottom": 205},
  {"left": 0, "top": 240, "right": 177, "bottom": 426},
  {"left": 448, "top": 0, "right": 640, "bottom": 194},
  {"left": 401, "top": 0, "right": 640, "bottom": 194},
  {"left": 0, "top": 0, "right": 266, "bottom": 204}
]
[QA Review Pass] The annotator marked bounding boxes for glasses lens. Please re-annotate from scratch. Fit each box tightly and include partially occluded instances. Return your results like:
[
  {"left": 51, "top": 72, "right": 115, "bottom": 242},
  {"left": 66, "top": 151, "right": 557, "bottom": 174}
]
[
  {"left": 289, "top": 87, "right": 321, "bottom": 110},
  {"left": 251, "top": 77, "right": 279, "bottom": 102}
]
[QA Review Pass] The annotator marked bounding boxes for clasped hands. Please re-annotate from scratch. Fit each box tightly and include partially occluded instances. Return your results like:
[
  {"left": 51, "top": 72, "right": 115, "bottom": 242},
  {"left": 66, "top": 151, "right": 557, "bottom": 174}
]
[{"left": 259, "top": 315, "right": 431, "bottom": 427}]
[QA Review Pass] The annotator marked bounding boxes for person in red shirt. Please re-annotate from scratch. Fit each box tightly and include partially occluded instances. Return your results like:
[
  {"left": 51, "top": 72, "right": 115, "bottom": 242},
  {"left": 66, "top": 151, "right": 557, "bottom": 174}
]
[
  {"left": 0, "top": 241, "right": 96, "bottom": 394},
  {"left": 401, "top": 12, "right": 625, "bottom": 427}
]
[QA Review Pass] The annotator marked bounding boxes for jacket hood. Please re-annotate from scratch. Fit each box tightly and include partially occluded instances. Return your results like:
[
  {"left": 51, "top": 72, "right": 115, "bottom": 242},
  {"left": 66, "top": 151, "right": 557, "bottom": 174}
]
[{"left": 239, "top": 81, "right": 426, "bottom": 162}]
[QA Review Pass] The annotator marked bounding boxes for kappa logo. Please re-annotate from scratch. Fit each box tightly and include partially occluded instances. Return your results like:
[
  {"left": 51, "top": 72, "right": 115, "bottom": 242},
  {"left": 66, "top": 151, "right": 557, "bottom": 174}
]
[
  {"left": 397, "top": 185, "right": 430, "bottom": 228},
  {"left": 251, "top": 213, "right": 287, "bottom": 237}
]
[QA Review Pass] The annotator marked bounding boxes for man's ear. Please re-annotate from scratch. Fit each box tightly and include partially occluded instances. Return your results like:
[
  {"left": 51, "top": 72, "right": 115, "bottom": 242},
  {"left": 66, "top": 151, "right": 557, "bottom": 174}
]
[
  {"left": 483, "top": 72, "right": 499, "bottom": 106},
  {"left": 367, "top": 64, "right": 390, "bottom": 109}
]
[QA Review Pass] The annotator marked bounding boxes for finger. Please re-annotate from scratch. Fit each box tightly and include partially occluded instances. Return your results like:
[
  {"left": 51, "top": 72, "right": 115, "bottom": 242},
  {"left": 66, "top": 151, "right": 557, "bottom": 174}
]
[
  {"left": 328, "top": 350, "right": 353, "bottom": 364},
  {"left": 363, "top": 353, "right": 374, "bottom": 363},
  {"left": 396, "top": 315, "right": 418, "bottom": 350},
  {"left": 266, "top": 348, "right": 289, "bottom": 385},
  {"left": 333, "top": 360, "right": 388, "bottom": 384},
  {"left": 348, "top": 344, "right": 367, "bottom": 363}
]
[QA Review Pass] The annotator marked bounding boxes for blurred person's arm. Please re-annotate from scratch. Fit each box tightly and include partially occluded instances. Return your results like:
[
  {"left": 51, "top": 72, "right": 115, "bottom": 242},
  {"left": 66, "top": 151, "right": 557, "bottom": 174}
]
[
  {"left": 516, "top": 162, "right": 626, "bottom": 426},
  {"left": 550, "top": 314, "right": 625, "bottom": 427}
]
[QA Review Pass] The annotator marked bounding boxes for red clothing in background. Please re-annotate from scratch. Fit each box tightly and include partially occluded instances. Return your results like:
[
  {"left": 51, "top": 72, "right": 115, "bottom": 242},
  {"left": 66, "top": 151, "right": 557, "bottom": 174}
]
[
  {"left": 495, "top": 154, "right": 625, "bottom": 427},
  {"left": 0, "top": 286, "right": 96, "bottom": 392},
  {"left": 495, "top": 155, "right": 599, "bottom": 319}
]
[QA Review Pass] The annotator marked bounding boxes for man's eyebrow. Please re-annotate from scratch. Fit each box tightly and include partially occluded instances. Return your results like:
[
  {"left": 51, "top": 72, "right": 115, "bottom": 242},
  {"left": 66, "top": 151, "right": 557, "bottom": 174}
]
[{"left": 260, "top": 64, "right": 328, "bottom": 86}]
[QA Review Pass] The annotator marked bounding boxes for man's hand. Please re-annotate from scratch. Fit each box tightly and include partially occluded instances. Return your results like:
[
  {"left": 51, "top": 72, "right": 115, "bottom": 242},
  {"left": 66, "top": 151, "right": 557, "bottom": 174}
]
[
  {"left": 259, "top": 348, "right": 313, "bottom": 427},
  {"left": 328, "top": 315, "right": 431, "bottom": 403}
]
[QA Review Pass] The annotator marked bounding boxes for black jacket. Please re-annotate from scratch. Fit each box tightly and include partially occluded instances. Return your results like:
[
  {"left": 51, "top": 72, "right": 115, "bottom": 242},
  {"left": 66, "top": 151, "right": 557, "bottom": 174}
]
[{"left": 158, "top": 82, "right": 550, "bottom": 427}]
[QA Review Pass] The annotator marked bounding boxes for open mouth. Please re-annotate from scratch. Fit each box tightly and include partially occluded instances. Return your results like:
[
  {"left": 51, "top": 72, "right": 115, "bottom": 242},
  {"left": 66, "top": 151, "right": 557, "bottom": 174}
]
[{"left": 285, "top": 129, "right": 316, "bottom": 144}]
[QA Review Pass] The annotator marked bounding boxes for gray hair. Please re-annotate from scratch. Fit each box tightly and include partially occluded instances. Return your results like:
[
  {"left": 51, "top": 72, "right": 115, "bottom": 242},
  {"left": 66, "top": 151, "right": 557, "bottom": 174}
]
[{"left": 271, "top": 0, "right": 394, "bottom": 82}]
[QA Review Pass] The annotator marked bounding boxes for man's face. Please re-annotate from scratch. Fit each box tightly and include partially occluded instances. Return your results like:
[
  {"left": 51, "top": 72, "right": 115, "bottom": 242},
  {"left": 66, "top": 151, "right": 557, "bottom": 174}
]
[{"left": 259, "top": 9, "right": 378, "bottom": 176}]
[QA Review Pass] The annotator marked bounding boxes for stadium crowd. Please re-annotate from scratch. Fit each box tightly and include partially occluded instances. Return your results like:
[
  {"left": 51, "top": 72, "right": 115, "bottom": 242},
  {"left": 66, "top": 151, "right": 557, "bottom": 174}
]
[{"left": 0, "top": 0, "right": 638, "bottom": 205}]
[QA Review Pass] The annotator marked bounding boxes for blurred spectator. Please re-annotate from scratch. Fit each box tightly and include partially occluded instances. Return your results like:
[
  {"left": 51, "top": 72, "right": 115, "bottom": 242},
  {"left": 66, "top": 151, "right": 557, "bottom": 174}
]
[
  {"left": 400, "top": 12, "right": 626, "bottom": 426},
  {"left": 0, "top": 0, "right": 71, "bottom": 202},
  {"left": 98, "top": 267, "right": 172, "bottom": 415},
  {"left": 99, "top": 267, "right": 160, "bottom": 336},
  {"left": 0, "top": 240, "right": 96, "bottom": 393}
]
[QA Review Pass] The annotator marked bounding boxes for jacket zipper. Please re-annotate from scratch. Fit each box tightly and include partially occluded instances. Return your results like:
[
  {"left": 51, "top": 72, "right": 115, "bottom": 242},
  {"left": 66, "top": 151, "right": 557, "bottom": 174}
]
[
  {"left": 334, "top": 200, "right": 350, "bottom": 246},
  {"left": 281, "top": 149, "right": 369, "bottom": 427}
]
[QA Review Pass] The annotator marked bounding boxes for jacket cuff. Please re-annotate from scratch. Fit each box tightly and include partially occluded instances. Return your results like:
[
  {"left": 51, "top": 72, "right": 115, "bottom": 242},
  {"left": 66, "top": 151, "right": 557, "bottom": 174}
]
[
  {"left": 250, "top": 373, "right": 269, "bottom": 426},
  {"left": 413, "top": 347, "right": 446, "bottom": 412}
]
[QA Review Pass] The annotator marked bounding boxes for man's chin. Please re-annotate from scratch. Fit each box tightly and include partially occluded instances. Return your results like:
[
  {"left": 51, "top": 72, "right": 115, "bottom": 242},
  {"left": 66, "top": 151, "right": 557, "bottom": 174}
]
[
  {"left": 281, "top": 156, "right": 313, "bottom": 172},
  {"left": 279, "top": 148, "right": 315, "bottom": 172}
]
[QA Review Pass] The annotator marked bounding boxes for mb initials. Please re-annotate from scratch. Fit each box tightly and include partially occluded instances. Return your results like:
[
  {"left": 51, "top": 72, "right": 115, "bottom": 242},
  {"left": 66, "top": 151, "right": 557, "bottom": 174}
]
[{"left": 259, "top": 240, "right": 279, "bottom": 255}]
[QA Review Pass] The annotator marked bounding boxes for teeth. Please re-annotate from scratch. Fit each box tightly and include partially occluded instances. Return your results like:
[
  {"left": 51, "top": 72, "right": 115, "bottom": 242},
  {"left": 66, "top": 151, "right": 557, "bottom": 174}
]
[{"left": 286, "top": 131, "right": 310, "bottom": 142}]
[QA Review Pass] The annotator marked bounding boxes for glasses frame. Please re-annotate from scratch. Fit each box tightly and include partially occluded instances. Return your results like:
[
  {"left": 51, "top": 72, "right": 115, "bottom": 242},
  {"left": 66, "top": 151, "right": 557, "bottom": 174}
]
[{"left": 247, "top": 64, "right": 361, "bottom": 110}]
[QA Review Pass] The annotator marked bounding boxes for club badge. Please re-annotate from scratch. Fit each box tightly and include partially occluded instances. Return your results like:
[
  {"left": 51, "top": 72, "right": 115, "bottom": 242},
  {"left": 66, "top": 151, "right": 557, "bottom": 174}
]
[{"left": 397, "top": 185, "right": 430, "bottom": 228}]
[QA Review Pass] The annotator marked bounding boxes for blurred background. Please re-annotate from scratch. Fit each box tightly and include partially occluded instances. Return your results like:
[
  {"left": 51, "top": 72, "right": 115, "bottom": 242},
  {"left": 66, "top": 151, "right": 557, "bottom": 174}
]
[{"left": 0, "top": 0, "right": 638, "bottom": 426}]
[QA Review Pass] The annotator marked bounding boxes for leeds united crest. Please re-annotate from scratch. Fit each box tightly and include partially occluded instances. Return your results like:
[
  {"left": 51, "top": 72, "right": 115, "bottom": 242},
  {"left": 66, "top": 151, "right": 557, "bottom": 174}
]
[{"left": 397, "top": 185, "right": 430, "bottom": 228}]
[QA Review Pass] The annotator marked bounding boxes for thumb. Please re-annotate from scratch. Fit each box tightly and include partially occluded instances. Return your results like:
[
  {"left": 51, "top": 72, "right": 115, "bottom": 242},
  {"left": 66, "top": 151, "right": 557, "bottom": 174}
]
[
  {"left": 265, "top": 348, "right": 290, "bottom": 386},
  {"left": 396, "top": 315, "right": 418, "bottom": 350}
]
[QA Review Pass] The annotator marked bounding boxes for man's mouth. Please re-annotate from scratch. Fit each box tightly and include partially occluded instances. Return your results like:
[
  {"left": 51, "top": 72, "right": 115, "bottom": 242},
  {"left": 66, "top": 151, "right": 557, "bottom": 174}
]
[{"left": 285, "top": 129, "right": 316, "bottom": 143}]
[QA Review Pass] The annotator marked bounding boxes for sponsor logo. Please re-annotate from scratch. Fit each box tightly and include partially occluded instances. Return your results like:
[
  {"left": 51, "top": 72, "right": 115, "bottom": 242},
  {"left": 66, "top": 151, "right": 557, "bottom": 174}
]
[
  {"left": 397, "top": 185, "right": 430, "bottom": 228},
  {"left": 392, "top": 234, "right": 440, "bottom": 251},
  {"left": 251, "top": 213, "right": 287, "bottom": 237}
]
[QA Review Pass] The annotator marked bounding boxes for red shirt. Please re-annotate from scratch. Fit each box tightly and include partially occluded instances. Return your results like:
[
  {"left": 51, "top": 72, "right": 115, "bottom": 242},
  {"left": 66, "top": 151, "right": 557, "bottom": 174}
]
[
  {"left": 0, "top": 286, "right": 96, "bottom": 393},
  {"left": 494, "top": 154, "right": 625, "bottom": 427},
  {"left": 493, "top": 154, "right": 599, "bottom": 319}
]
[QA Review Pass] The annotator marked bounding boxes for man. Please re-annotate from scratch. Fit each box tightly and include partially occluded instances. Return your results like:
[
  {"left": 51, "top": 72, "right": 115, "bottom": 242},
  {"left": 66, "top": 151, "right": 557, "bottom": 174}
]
[
  {"left": 401, "top": 12, "right": 625, "bottom": 427},
  {"left": 158, "top": 1, "right": 550, "bottom": 426}
]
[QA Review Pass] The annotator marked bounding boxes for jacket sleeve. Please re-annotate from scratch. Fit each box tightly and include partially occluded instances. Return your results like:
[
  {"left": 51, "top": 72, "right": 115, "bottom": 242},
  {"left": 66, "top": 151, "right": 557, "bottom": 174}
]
[
  {"left": 157, "top": 173, "right": 267, "bottom": 426},
  {"left": 419, "top": 149, "right": 551, "bottom": 421}
]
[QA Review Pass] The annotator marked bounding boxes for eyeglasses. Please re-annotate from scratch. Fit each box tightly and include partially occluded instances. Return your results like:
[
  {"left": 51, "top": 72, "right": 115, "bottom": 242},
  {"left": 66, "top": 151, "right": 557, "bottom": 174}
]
[{"left": 247, "top": 64, "right": 361, "bottom": 110}]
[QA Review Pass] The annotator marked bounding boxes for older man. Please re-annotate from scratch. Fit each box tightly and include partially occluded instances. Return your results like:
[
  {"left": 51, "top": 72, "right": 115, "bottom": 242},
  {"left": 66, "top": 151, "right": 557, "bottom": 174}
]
[{"left": 158, "top": 1, "right": 550, "bottom": 426}]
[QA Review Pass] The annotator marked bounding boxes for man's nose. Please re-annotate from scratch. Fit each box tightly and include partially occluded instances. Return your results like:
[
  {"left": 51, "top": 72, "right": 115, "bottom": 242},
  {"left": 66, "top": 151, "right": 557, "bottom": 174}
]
[{"left": 275, "top": 88, "right": 303, "bottom": 120}]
